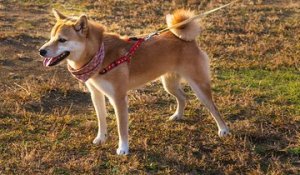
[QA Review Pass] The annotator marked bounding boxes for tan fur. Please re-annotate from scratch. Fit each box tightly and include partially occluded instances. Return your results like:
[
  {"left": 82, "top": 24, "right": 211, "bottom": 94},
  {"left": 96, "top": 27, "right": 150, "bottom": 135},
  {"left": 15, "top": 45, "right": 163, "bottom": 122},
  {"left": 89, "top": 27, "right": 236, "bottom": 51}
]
[
  {"left": 166, "top": 9, "right": 201, "bottom": 41},
  {"left": 40, "top": 9, "right": 229, "bottom": 155}
]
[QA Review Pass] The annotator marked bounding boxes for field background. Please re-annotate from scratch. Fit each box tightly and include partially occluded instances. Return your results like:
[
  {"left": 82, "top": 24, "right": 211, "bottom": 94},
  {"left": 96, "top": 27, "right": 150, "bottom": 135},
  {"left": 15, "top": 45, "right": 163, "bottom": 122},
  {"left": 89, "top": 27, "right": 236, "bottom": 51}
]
[{"left": 0, "top": 0, "right": 299, "bottom": 174}]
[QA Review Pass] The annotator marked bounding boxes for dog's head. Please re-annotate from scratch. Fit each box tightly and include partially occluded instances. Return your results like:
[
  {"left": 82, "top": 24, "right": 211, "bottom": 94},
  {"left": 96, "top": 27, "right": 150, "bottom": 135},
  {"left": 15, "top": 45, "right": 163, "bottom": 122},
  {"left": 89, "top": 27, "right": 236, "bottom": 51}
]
[{"left": 39, "top": 9, "right": 88, "bottom": 67}]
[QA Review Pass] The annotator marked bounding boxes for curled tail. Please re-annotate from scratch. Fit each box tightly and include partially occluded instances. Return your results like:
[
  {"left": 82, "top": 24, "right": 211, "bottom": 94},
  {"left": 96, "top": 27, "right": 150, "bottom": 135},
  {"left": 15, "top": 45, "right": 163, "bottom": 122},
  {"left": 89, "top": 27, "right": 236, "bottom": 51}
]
[{"left": 166, "top": 9, "right": 201, "bottom": 41}]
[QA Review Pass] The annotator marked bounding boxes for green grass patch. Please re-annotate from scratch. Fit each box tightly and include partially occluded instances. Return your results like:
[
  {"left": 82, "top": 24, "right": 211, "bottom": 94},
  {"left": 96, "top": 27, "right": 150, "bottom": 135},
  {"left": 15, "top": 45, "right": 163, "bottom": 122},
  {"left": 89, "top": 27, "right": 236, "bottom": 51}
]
[
  {"left": 287, "top": 147, "right": 300, "bottom": 155},
  {"left": 215, "top": 68, "right": 300, "bottom": 108}
]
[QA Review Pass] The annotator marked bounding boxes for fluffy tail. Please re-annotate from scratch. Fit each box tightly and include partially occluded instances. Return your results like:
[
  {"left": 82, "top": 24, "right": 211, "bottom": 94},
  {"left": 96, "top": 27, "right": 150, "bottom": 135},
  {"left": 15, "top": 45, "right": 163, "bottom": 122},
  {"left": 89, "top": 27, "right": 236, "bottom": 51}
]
[{"left": 166, "top": 9, "right": 201, "bottom": 41}]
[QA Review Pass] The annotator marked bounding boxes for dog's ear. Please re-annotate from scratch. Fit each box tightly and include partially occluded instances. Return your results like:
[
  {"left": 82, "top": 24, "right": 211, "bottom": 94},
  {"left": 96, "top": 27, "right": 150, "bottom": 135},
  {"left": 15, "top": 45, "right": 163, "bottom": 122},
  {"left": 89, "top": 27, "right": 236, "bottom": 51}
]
[
  {"left": 74, "top": 15, "right": 88, "bottom": 36},
  {"left": 52, "top": 9, "right": 66, "bottom": 20}
]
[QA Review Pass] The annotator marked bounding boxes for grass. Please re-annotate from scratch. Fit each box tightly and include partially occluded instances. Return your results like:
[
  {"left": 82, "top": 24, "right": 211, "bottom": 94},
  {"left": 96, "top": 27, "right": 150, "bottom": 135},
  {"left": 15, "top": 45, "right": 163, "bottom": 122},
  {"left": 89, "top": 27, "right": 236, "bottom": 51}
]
[
  {"left": 0, "top": 0, "right": 300, "bottom": 174},
  {"left": 216, "top": 68, "right": 300, "bottom": 107}
]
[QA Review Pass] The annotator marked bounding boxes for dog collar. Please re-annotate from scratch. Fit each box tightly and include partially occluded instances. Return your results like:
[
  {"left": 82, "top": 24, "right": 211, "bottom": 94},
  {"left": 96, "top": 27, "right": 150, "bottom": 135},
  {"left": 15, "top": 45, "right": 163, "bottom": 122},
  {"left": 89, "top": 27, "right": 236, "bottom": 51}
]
[{"left": 68, "top": 43, "right": 105, "bottom": 82}]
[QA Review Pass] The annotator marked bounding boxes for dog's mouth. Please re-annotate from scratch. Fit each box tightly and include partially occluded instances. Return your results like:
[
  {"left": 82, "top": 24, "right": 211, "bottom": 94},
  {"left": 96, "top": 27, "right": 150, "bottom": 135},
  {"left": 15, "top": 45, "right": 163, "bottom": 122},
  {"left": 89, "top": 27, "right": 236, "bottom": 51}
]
[{"left": 43, "top": 51, "right": 70, "bottom": 67}]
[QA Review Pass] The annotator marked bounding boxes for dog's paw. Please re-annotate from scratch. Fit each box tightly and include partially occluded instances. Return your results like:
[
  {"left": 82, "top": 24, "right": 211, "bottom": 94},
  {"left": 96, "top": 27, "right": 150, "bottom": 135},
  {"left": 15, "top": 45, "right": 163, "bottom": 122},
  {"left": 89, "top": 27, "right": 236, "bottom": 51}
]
[
  {"left": 218, "top": 127, "right": 230, "bottom": 137},
  {"left": 116, "top": 147, "right": 129, "bottom": 155},
  {"left": 168, "top": 114, "right": 184, "bottom": 121},
  {"left": 92, "top": 134, "right": 106, "bottom": 144}
]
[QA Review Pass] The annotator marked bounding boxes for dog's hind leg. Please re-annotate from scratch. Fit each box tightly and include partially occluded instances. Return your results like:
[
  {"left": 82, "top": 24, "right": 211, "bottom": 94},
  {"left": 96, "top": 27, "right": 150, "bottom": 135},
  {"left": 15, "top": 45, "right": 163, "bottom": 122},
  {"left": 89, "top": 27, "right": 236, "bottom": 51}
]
[
  {"left": 86, "top": 83, "right": 107, "bottom": 144},
  {"left": 187, "top": 79, "right": 229, "bottom": 137},
  {"left": 181, "top": 52, "right": 229, "bottom": 137},
  {"left": 161, "top": 73, "right": 186, "bottom": 120}
]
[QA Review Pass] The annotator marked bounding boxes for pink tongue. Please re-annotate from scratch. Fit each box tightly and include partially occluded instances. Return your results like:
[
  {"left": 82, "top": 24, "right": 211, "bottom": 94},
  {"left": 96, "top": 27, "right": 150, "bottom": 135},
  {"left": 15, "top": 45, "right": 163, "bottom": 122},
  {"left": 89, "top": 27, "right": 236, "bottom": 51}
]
[{"left": 43, "top": 58, "right": 52, "bottom": 67}]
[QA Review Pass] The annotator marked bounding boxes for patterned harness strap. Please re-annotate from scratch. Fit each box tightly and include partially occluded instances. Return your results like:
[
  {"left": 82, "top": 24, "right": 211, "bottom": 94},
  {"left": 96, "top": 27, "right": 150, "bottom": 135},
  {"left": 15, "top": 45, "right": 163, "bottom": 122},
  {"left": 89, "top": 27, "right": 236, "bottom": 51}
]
[{"left": 99, "top": 38, "right": 145, "bottom": 75}]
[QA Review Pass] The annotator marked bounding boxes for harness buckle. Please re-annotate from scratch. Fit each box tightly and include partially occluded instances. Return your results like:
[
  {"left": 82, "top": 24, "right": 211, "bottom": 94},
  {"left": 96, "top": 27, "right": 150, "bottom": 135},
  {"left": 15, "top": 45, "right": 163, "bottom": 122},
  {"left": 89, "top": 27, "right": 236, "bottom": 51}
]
[{"left": 145, "top": 32, "right": 158, "bottom": 41}]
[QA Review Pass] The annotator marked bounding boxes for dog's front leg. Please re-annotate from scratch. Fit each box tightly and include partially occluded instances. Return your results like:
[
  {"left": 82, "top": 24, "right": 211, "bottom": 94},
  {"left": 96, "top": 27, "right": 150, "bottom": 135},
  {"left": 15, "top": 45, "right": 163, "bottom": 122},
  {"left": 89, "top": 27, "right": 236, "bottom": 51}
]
[
  {"left": 86, "top": 83, "right": 107, "bottom": 144},
  {"left": 109, "top": 95, "right": 129, "bottom": 155}
]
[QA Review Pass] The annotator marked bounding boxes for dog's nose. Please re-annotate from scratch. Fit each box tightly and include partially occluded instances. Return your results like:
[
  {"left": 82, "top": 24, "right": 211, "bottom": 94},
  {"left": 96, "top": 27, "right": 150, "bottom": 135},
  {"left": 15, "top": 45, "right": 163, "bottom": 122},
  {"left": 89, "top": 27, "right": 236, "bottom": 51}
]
[{"left": 39, "top": 49, "right": 47, "bottom": 56}]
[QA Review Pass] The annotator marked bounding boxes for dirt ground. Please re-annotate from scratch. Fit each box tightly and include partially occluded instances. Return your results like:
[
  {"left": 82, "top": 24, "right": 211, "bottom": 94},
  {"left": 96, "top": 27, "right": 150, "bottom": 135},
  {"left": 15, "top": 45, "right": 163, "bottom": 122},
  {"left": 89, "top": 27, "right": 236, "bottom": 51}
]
[{"left": 0, "top": 0, "right": 299, "bottom": 174}]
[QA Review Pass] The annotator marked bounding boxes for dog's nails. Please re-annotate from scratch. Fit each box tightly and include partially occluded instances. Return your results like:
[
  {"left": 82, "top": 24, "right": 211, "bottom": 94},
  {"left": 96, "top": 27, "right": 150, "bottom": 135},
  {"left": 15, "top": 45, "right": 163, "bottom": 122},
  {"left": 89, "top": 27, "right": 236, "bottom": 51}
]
[
  {"left": 218, "top": 128, "right": 230, "bottom": 137},
  {"left": 116, "top": 148, "right": 129, "bottom": 155},
  {"left": 92, "top": 135, "right": 107, "bottom": 144}
]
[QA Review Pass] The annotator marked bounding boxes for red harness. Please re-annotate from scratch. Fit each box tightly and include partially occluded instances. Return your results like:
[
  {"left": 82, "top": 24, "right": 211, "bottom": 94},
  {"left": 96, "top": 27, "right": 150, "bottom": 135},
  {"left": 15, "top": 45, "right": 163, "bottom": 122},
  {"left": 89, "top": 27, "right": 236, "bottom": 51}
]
[{"left": 99, "top": 38, "right": 145, "bottom": 74}]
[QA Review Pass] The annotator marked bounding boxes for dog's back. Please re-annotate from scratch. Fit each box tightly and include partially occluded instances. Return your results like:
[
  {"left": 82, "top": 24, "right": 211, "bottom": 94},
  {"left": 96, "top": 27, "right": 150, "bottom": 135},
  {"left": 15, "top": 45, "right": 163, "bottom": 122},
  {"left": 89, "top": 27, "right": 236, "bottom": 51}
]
[{"left": 126, "top": 9, "right": 203, "bottom": 88}]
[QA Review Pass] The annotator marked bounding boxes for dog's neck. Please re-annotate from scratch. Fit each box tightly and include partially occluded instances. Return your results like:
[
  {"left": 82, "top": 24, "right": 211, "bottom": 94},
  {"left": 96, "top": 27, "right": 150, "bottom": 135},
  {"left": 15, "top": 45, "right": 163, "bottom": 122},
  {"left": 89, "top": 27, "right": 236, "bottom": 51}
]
[
  {"left": 67, "top": 21, "right": 105, "bottom": 70},
  {"left": 67, "top": 21, "right": 132, "bottom": 71}
]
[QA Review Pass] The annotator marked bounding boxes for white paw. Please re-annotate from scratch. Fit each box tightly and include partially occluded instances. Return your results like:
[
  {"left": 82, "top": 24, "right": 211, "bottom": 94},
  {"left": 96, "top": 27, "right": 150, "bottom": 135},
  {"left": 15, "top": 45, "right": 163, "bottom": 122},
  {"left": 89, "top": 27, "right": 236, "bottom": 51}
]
[
  {"left": 116, "top": 145, "right": 129, "bottom": 155},
  {"left": 168, "top": 114, "right": 184, "bottom": 121},
  {"left": 218, "top": 127, "right": 230, "bottom": 137},
  {"left": 92, "top": 134, "right": 106, "bottom": 144}
]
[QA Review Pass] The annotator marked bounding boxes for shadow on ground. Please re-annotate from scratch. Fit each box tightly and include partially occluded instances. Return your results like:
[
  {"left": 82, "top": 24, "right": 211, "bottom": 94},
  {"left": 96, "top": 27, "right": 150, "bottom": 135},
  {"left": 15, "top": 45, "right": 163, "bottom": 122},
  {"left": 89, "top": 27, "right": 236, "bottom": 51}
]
[{"left": 24, "top": 89, "right": 91, "bottom": 115}]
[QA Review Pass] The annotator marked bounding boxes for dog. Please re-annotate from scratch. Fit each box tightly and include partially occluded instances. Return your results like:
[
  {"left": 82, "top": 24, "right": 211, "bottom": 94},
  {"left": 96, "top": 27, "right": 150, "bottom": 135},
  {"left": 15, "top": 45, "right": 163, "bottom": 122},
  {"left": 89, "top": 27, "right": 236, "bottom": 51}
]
[{"left": 39, "top": 9, "right": 229, "bottom": 155}]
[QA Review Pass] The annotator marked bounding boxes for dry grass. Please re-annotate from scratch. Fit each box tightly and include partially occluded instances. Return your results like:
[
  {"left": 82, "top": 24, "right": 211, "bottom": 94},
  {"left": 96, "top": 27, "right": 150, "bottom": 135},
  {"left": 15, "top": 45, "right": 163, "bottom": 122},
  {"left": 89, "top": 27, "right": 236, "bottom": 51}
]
[{"left": 0, "top": 0, "right": 299, "bottom": 174}]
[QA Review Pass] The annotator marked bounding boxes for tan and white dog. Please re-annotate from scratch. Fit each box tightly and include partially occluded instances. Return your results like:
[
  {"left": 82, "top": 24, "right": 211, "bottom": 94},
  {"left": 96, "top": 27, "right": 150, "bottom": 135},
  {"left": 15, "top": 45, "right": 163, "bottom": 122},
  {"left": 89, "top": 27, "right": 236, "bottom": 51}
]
[{"left": 39, "top": 9, "right": 229, "bottom": 155}]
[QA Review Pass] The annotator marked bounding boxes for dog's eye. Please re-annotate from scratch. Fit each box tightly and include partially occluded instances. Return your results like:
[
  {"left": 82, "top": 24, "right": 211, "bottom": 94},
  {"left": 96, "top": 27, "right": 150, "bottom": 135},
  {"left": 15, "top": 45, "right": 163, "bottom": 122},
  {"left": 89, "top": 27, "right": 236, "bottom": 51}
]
[{"left": 58, "top": 38, "right": 67, "bottom": 43}]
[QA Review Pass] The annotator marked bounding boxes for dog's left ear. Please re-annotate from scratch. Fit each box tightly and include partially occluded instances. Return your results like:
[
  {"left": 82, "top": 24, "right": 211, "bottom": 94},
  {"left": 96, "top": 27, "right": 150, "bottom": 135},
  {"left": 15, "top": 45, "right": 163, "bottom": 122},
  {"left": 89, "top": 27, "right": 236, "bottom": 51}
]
[
  {"left": 53, "top": 9, "right": 67, "bottom": 20},
  {"left": 74, "top": 15, "right": 88, "bottom": 37}
]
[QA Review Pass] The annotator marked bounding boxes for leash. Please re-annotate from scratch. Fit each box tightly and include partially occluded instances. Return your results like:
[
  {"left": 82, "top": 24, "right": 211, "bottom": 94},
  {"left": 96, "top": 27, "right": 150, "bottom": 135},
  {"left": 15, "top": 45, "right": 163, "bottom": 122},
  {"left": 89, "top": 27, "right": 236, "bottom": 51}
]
[
  {"left": 135, "top": 0, "right": 238, "bottom": 38},
  {"left": 99, "top": 1, "right": 237, "bottom": 75}
]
